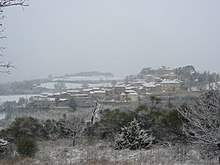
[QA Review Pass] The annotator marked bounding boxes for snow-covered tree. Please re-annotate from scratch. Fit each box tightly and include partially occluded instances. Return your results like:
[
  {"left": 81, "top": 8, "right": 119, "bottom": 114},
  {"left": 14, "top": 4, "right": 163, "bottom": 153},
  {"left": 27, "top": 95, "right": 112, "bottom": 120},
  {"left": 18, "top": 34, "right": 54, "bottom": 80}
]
[
  {"left": 177, "top": 90, "right": 220, "bottom": 157},
  {"left": 0, "top": 139, "right": 11, "bottom": 158},
  {"left": 114, "top": 119, "right": 155, "bottom": 150},
  {"left": 0, "top": 0, "right": 28, "bottom": 73}
]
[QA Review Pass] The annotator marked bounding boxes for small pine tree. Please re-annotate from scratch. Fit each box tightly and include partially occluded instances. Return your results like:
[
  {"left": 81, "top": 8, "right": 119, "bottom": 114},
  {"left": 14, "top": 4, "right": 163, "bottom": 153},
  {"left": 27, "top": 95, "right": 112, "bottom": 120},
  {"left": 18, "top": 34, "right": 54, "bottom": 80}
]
[
  {"left": 114, "top": 119, "right": 155, "bottom": 150},
  {"left": 16, "top": 136, "right": 38, "bottom": 157},
  {"left": 68, "top": 97, "right": 77, "bottom": 111}
]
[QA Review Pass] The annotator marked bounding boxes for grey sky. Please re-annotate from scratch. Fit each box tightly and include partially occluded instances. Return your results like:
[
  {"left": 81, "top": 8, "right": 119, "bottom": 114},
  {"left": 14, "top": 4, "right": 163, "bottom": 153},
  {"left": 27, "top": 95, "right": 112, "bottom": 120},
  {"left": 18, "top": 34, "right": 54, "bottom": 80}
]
[{"left": 1, "top": 0, "right": 220, "bottom": 82}]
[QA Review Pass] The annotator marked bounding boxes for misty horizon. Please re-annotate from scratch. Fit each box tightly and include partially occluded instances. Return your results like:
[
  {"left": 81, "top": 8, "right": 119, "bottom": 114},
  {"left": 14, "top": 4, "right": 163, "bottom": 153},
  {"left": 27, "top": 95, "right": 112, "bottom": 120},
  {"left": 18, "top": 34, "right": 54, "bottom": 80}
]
[{"left": 0, "top": 65, "right": 218, "bottom": 84}]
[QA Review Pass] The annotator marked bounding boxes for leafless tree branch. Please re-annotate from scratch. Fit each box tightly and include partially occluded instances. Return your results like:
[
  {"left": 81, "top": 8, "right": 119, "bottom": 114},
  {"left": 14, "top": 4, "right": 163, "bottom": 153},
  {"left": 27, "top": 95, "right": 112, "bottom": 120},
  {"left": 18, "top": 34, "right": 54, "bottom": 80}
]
[
  {"left": 177, "top": 90, "right": 220, "bottom": 157},
  {"left": 0, "top": 0, "right": 28, "bottom": 8},
  {"left": 0, "top": 60, "right": 15, "bottom": 68},
  {"left": 0, "top": 0, "right": 28, "bottom": 73}
]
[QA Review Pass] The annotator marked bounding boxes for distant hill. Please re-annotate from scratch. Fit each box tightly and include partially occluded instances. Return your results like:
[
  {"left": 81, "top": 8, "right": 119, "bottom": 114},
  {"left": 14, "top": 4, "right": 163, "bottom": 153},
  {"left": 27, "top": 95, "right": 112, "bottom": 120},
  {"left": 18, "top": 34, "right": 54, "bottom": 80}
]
[
  {"left": 60, "top": 71, "right": 114, "bottom": 78},
  {"left": 0, "top": 71, "right": 117, "bottom": 95},
  {"left": 71, "top": 71, "right": 114, "bottom": 77}
]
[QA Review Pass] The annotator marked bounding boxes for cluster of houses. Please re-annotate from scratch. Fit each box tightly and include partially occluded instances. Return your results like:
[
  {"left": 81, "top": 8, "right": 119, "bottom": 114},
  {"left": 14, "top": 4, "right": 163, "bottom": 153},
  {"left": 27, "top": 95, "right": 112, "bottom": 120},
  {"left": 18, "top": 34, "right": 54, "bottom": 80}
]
[{"left": 30, "top": 67, "right": 182, "bottom": 109}]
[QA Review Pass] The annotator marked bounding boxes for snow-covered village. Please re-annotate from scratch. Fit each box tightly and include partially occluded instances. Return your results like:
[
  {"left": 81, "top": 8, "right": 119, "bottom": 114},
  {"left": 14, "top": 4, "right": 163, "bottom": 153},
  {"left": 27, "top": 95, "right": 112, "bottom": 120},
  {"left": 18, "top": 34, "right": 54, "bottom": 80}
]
[
  {"left": 0, "top": 65, "right": 220, "bottom": 164},
  {"left": 1, "top": 0, "right": 220, "bottom": 164}
]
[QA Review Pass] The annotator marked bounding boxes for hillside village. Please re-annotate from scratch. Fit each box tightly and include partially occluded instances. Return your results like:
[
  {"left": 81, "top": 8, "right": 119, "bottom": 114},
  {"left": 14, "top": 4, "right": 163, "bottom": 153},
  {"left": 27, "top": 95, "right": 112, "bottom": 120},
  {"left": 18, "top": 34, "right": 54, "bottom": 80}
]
[
  {"left": 18, "top": 65, "right": 218, "bottom": 110},
  {"left": 27, "top": 67, "right": 179, "bottom": 109},
  {"left": 1, "top": 66, "right": 220, "bottom": 164}
]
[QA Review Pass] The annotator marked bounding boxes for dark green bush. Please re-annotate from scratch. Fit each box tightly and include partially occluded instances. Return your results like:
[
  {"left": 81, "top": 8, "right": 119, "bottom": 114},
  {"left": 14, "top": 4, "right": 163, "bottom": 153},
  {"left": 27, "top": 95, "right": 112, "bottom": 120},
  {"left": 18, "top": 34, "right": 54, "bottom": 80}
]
[
  {"left": 16, "top": 136, "right": 38, "bottom": 157},
  {"left": 2, "top": 117, "right": 43, "bottom": 142},
  {"left": 88, "top": 109, "right": 135, "bottom": 139},
  {"left": 140, "top": 109, "right": 186, "bottom": 143},
  {"left": 0, "top": 117, "right": 83, "bottom": 142}
]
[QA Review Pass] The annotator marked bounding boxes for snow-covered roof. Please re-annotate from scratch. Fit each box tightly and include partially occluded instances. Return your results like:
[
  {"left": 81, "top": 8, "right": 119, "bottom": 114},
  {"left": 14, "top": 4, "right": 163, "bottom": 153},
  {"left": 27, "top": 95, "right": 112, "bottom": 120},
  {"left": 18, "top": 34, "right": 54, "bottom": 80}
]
[
  {"left": 94, "top": 90, "right": 106, "bottom": 94},
  {"left": 42, "top": 92, "right": 54, "bottom": 97},
  {"left": 59, "top": 98, "right": 68, "bottom": 101},
  {"left": 82, "top": 88, "right": 93, "bottom": 92},
  {"left": 132, "top": 80, "right": 145, "bottom": 84},
  {"left": 40, "top": 95, "right": 48, "bottom": 98},
  {"left": 161, "top": 80, "right": 180, "bottom": 84},
  {"left": 53, "top": 92, "right": 61, "bottom": 96},
  {"left": 90, "top": 90, "right": 106, "bottom": 94},
  {"left": 67, "top": 89, "right": 81, "bottom": 93},
  {"left": 48, "top": 93, "right": 54, "bottom": 97},
  {"left": 47, "top": 98, "right": 56, "bottom": 101},
  {"left": 127, "top": 92, "right": 138, "bottom": 95},
  {"left": 143, "top": 82, "right": 156, "bottom": 88},
  {"left": 115, "top": 84, "right": 126, "bottom": 88},
  {"left": 74, "top": 94, "right": 89, "bottom": 97},
  {"left": 42, "top": 92, "right": 49, "bottom": 96},
  {"left": 125, "top": 89, "right": 136, "bottom": 93},
  {"left": 120, "top": 92, "right": 126, "bottom": 96},
  {"left": 92, "top": 87, "right": 100, "bottom": 90},
  {"left": 125, "top": 86, "right": 135, "bottom": 90}
]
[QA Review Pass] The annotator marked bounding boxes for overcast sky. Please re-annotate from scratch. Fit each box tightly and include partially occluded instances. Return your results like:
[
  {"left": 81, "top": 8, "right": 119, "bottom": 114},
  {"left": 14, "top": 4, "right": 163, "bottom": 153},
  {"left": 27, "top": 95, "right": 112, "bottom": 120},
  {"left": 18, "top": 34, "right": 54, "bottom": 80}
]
[{"left": 0, "top": 0, "right": 220, "bottom": 83}]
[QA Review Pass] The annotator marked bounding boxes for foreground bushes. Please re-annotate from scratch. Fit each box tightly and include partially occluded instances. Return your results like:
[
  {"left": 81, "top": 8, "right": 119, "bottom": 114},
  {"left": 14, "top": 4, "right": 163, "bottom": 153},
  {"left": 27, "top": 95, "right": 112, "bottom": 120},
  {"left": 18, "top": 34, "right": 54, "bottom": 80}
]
[
  {"left": 0, "top": 116, "right": 83, "bottom": 158},
  {"left": 1, "top": 117, "right": 42, "bottom": 142},
  {"left": 0, "top": 116, "right": 83, "bottom": 142},
  {"left": 16, "top": 136, "right": 38, "bottom": 157},
  {"left": 85, "top": 109, "right": 134, "bottom": 140},
  {"left": 87, "top": 106, "right": 186, "bottom": 145}
]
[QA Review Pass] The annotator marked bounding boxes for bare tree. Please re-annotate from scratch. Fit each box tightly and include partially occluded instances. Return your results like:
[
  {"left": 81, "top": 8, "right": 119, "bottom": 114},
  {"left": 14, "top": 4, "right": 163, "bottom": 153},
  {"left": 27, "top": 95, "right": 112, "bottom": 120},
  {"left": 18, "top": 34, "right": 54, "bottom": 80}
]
[
  {"left": 90, "top": 100, "right": 101, "bottom": 124},
  {"left": 177, "top": 90, "right": 220, "bottom": 158},
  {"left": 57, "top": 116, "right": 84, "bottom": 146},
  {"left": 0, "top": 0, "right": 28, "bottom": 8},
  {"left": 0, "top": 0, "right": 28, "bottom": 73}
]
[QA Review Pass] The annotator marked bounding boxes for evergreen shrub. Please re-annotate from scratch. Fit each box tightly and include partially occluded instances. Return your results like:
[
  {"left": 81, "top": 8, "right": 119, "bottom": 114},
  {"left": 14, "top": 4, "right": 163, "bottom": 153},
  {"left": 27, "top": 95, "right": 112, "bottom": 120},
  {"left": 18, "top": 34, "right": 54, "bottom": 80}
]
[
  {"left": 114, "top": 119, "right": 155, "bottom": 150},
  {"left": 16, "top": 136, "right": 38, "bottom": 157}
]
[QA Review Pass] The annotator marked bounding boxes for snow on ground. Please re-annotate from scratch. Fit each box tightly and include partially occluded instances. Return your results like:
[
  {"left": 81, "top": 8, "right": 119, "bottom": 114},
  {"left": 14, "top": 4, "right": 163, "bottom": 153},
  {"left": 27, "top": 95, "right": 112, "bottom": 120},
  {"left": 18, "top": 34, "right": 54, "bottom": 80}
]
[
  {"left": 36, "top": 75, "right": 124, "bottom": 90},
  {"left": 204, "top": 82, "right": 220, "bottom": 90},
  {"left": 38, "top": 82, "right": 113, "bottom": 90},
  {"left": 1, "top": 139, "right": 217, "bottom": 165},
  {"left": 36, "top": 139, "right": 219, "bottom": 165},
  {"left": 53, "top": 76, "right": 125, "bottom": 82},
  {"left": 37, "top": 82, "right": 58, "bottom": 89}
]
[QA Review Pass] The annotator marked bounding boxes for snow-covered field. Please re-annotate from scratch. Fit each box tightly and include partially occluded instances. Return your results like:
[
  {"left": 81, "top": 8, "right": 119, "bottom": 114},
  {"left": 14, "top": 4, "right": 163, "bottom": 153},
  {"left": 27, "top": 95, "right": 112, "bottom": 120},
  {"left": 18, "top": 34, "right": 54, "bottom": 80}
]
[
  {"left": 0, "top": 139, "right": 218, "bottom": 165},
  {"left": 53, "top": 75, "right": 125, "bottom": 82},
  {"left": 37, "top": 82, "right": 83, "bottom": 89},
  {"left": 35, "top": 75, "right": 124, "bottom": 90},
  {"left": 38, "top": 82, "right": 113, "bottom": 90}
]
